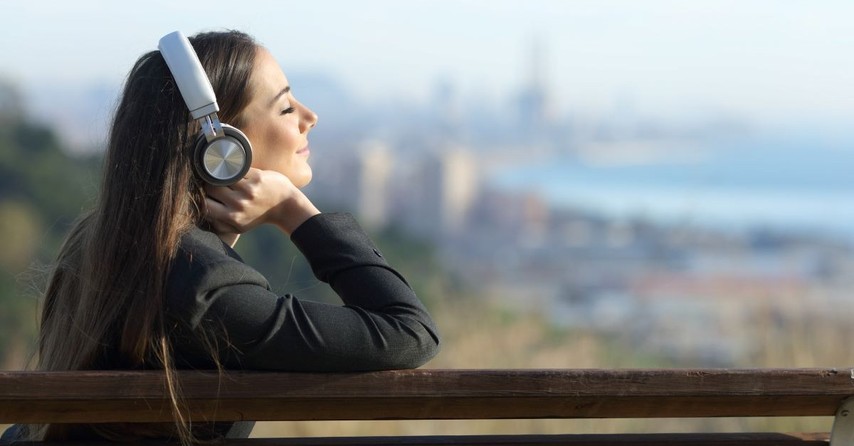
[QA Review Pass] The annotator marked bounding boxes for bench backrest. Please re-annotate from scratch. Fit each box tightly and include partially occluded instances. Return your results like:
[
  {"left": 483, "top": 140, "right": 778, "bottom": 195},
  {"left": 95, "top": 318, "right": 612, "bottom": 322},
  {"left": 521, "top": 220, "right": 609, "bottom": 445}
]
[{"left": 1, "top": 368, "right": 852, "bottom": 424}]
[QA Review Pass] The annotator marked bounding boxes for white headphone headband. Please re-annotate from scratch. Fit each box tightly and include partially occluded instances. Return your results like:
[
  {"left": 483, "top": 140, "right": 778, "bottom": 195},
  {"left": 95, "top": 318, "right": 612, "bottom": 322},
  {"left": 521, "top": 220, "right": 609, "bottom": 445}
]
[{"left": 157, "top": 31, "right": 219, "bottom": 120}]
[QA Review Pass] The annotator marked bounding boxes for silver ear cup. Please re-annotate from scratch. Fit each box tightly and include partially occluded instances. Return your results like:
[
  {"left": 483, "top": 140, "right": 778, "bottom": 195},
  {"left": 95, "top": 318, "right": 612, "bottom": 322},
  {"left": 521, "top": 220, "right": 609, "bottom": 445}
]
[
  {"left": 193, "top": 124, "right": 252, "bottom": 186},
  {"left": 205, "top": 137, "right": 246, "bottom": 179}
]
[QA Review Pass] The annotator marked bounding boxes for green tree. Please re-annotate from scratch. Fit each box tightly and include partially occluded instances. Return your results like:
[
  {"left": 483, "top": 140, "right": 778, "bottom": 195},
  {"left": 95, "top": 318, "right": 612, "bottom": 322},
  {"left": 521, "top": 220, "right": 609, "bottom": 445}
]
[{"left": 0, "top": 82, "right": 100, "bottom": 368}]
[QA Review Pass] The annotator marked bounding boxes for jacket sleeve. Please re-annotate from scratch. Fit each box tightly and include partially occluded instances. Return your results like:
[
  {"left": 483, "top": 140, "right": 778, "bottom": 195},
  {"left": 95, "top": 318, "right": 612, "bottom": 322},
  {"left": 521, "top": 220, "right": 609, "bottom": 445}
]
[{"left": 166, "top": 213, "right": 440, "bottom": 372}]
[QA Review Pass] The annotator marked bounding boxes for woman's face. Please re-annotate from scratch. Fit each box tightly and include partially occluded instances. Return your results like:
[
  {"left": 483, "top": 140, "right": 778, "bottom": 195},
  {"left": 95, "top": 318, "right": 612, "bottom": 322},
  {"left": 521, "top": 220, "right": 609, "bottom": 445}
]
[{"left": 239, "top": 47, "right": 318, "bottom": 188}]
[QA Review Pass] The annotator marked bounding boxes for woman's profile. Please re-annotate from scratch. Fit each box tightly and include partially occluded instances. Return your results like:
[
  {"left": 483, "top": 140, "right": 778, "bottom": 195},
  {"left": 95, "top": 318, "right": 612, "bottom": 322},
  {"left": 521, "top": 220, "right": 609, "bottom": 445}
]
[{"left": 0, "top": 29, "right": 440, "bottom": 444}]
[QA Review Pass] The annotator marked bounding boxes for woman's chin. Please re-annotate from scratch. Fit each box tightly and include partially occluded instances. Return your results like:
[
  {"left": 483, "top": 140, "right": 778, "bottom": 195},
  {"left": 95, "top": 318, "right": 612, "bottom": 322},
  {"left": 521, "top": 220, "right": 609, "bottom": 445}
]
[{"left": 292, "top": 168, "right": 313, "bottom": 189}]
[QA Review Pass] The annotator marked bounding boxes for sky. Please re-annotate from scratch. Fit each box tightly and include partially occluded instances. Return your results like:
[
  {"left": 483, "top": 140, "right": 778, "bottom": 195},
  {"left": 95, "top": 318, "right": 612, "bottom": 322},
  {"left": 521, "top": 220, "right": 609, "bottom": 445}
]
[{"left": 4, "top": 0, "right": 854, "bottom": 135}]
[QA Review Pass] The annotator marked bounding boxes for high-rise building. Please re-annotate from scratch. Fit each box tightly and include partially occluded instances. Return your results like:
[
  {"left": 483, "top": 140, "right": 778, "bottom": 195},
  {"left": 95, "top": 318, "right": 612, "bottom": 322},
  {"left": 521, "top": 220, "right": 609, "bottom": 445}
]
[
  {"left": 400, "top": 146, "right": 479, "bottom": 238},
  {"left": 310, "top": 140, "right": 393, "bottom": 229},
  {"left": 439, "top": 148, "right": 479, "bottom": 234},
  {"left": 517, "top": 36, "right": 554, "bottom": 135},
  {"left": 355, "top": 142, "right": 393, "bottom": 228}
]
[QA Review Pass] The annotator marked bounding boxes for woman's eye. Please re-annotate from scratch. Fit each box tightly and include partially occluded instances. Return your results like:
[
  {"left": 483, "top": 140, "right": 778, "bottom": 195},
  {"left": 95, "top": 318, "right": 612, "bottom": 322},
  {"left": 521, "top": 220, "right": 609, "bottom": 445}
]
[{"left": 281, "top": 106, "right": 296, "bottom": 115}]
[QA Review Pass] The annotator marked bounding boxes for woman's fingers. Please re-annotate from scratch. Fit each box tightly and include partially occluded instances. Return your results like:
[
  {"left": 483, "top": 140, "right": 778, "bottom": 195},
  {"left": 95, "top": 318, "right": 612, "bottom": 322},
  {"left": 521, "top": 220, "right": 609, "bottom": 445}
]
[
  {"left": 202, "top": 168, "right": 318, "bottom": 235},
  {"left": 203, "top": 169, "right": 284, "bottom": 232}
]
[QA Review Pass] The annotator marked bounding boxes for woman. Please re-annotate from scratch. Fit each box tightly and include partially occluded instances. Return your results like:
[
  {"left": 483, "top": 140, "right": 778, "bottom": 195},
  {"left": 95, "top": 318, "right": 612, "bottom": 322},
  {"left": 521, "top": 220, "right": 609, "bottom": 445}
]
[{"left": 1, "top": 30, "right": 440, "bottom": 444}]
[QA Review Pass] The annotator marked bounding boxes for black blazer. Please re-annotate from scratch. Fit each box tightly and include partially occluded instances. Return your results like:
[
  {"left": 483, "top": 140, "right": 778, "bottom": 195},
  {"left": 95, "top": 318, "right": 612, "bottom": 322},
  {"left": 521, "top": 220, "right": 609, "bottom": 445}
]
[{"left": 165, "top": 212, "right": 441, "bottom": 371}]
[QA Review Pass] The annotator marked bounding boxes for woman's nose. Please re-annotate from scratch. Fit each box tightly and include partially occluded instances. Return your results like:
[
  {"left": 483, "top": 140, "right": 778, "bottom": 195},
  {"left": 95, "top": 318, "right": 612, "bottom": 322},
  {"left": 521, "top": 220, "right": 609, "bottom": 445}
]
[{"left": 300, "top": 104, "right": 318, "bottom": 132}]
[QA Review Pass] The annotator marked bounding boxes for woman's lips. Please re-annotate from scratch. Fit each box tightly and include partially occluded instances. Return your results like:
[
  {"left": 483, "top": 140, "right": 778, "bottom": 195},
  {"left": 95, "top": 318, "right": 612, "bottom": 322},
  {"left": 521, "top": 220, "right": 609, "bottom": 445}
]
[{"left": 297, "top": 145, "right": 310, "bottom": 155}]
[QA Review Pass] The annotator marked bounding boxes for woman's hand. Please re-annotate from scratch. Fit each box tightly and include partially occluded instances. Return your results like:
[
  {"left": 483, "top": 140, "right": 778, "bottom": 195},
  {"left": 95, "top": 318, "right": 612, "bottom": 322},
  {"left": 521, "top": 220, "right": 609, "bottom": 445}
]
[{"left": 204, "top": 168, "right": 321, "bottom": 243}]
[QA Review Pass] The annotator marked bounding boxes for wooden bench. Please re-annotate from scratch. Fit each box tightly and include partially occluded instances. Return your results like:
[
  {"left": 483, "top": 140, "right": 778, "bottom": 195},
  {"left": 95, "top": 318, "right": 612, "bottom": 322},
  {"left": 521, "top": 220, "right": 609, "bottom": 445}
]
[{"left": 2, "top": 368, "right": 854, "bottom": 445}]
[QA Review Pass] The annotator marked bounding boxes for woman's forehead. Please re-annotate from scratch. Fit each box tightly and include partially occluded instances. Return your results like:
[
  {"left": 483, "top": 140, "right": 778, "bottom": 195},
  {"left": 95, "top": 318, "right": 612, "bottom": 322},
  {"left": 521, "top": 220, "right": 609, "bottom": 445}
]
[{"left": 250, "top": 47, "right": 290, "bottom": 101}]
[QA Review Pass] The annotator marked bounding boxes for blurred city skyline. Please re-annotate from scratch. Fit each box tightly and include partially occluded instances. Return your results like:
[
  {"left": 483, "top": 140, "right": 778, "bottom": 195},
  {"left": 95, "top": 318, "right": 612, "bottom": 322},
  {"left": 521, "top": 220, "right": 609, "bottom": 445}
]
[{"left": 5, "top": 1, "right": 854, "bottom": 242}]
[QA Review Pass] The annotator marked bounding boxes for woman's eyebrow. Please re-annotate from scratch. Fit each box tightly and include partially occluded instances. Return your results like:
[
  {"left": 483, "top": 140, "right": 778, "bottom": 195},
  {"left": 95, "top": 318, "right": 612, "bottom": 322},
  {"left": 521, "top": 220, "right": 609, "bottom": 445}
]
[{"left": 269, "top": 86, "right": 291, "bottom": 106}]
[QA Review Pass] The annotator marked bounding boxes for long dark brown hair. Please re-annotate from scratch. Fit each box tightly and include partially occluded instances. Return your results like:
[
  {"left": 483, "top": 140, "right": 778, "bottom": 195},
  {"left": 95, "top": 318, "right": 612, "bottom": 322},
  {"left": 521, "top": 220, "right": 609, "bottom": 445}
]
[{"left": 32, "top": 30, "right": 258, "bottom": 443}]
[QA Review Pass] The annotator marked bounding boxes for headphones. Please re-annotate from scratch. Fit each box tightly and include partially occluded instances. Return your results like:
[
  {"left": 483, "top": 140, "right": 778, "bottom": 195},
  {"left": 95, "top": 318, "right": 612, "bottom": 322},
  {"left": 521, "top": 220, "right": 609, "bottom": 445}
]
[{"left": 158, "top": 31, "right": 252, "bottom": 186}]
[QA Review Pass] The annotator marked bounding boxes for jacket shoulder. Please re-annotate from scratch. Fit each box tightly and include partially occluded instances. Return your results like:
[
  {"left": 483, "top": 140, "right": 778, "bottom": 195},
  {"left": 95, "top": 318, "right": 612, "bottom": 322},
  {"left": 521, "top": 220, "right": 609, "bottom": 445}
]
[{"left": 166, "top": 227, "right": 269, "bottom": 325}]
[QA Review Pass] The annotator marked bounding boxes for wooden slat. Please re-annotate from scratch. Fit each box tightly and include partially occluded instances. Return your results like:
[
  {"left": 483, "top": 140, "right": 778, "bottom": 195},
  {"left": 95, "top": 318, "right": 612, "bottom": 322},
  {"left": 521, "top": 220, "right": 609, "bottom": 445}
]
[
  {"left": 1, "top": 368, "right": 852, "bottom": 423},
  {"left": 31, "top": 432, "right": 832, "bottom": 446},
  {"left": 229, "top": 432, "right": 832, "bottom": 446}
]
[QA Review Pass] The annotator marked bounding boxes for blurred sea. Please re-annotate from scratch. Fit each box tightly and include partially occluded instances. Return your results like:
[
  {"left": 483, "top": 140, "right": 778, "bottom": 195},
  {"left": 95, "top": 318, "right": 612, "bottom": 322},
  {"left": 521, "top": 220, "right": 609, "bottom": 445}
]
[{"left": 492, "top": 134, "right": 854, "bottom": 242}]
